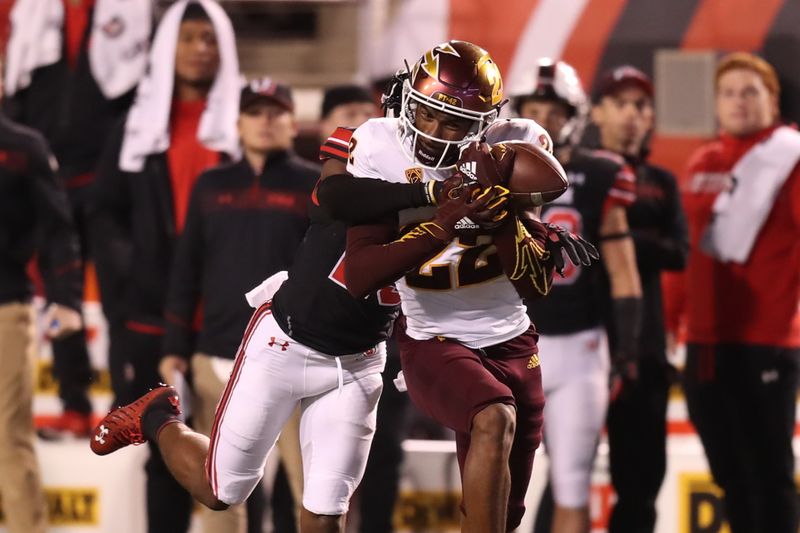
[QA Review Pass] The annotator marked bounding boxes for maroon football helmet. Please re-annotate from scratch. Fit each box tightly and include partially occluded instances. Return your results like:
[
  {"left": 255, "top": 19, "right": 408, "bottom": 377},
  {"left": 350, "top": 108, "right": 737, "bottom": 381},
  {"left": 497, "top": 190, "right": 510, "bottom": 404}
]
[{"left": 399, "top": 40, "right": 505, "bottom": 168}]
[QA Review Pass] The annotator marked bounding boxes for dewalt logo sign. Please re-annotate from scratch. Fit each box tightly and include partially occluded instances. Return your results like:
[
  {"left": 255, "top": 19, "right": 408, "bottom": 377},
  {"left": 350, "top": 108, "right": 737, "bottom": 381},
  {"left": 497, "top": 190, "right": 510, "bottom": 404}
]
[
  {"left": 393, "top": 490, "right": 462, "bottom": 530},
  {"left": 0, "top": 487, "right": 99, "bottom": 526},
  {"left": 35, "top": 360, "right": 111, "bottom": 395},
  {"left": 680, "top": 474, "right": 731, "bottom": 533},
  {"left": 679, "top": 473, "right": 800, "bottom": 533}
]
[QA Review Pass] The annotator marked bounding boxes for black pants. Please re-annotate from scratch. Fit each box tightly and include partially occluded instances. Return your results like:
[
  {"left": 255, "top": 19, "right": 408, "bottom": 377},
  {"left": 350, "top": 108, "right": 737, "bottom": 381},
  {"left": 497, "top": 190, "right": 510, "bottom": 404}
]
[
  {"left": 106, "top": 321, "right": 129, "bottom": 407},
  {"left": 606, "top": 356, "right": 672, "bottom": 533},
  {"left": 684, "top": 343, "right": 800, "bottom": 533},
  {"left": 359, "top": 342, "right": 408, "bottom": 533},
  {"left": 51, "top": 330, "right": 93, "bottom": 414},
  {"left": 117, "top": 327, "right": 193, "bottom": 533},
  {"left": 51, "top": 200, "right": 93, "bottom": 414}
]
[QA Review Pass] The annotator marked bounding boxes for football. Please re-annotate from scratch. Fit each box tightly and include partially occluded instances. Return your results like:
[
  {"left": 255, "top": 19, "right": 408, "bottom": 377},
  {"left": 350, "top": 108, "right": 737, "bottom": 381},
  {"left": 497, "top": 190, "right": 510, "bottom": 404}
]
[{"left": 491, "top": 141, "right": 568, "bottom": 208}]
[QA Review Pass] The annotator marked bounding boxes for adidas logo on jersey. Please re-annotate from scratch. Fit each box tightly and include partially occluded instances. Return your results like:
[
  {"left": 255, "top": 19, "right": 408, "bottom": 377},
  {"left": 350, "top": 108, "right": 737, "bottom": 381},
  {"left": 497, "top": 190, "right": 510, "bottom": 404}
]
[
  {"left": 459, "top": 161, "right": 478, "bottom": 181},
  {"left": 454, "top": 217, "right": 479, "bottom": 230},
  {"left": 527, "top": 354, "right": 540, "bottom": 369}
]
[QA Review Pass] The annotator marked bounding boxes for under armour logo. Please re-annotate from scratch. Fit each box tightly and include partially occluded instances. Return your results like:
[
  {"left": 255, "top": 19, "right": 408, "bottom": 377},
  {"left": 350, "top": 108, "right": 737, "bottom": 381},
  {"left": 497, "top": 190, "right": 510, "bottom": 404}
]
[
  {"left": 95, "top": 425, "right": 109, "bottom": 445},
  {"left": 268, "top": 337, "right": 290, "bottom": 351},
  {"left": 168, "top": 396, "right": 181, "bottom": 412},
  {"left": 363, "top": 347, "right": 378, "bottom": 357},
  {"left": 459, "top": 161, "right": 478, "bottom": 181}
]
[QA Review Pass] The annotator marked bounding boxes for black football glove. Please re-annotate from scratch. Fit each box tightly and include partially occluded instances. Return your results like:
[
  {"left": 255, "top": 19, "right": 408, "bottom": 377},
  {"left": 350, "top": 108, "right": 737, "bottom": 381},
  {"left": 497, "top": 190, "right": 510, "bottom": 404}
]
[
  {"left": 543, "top": 223, "right": 600, "bottom": 276},
  {"left": 609, "top": 353, "right": 638, "bottom": 403},
  {"left": 608, "top": 296, "right": 643, "bottom": 403}
]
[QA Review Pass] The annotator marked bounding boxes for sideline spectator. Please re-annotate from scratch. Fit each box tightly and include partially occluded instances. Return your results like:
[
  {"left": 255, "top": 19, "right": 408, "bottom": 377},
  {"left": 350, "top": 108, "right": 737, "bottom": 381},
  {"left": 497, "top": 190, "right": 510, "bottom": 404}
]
[
  {"left": 4, "top": 0, "right": 151, "bottom": 437},
  {"left": 0, "top": 72, "right": 83, "bottom": 533},
  {"left": 160, "top": 77, "right": 319, "bottom": 533},
  {"left": 670, "top": 52, "right": 800, "bottom": 533},
  {"left": 89, "top": 2, "right": 240, "bottom": 532},
  {"left": 591, "top": 65, "right": 688, "bottom": 533}
]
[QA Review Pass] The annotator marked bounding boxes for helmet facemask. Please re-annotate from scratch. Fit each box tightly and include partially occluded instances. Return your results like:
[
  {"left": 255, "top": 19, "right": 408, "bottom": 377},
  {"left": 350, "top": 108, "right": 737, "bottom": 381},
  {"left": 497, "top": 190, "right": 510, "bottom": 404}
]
[{"left": 398, "top": 79, "right": 498, "bottom": 169}]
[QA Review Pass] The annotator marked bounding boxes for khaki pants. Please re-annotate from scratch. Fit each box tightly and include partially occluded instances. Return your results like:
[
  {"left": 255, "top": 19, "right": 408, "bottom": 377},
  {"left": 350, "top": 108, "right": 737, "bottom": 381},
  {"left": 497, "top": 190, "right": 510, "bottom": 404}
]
[
  {"left": 0, "top": 303, "right": 47, "bottom": 533},
  {"left": 193, "top": 353, "right": 304, "bottom": 532}
]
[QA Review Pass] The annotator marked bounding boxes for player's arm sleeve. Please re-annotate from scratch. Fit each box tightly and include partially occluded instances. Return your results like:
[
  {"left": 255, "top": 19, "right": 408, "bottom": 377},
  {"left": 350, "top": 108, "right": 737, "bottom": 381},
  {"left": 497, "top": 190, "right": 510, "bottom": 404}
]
[
  {"left": 602, "top": 163, "right": 637, "bottom": 217},
  {"left": 162, "top": 182, "right": 205, "bottom": 359},
  {"left": 492, "top": 215, "right": 555, "bottom": 301},
  {"left": 315, "top": 125, "right": 433, "bottom": 223},
  {"left": 316, "top": 174, "right": 433, "bottom": 224},
  {"left": 631, "top": 171, "right": 689, "bottom": 272},
  {"left": 344, "top": 217, "right": 450, "bottom": 299},
  {"left": 31, "top": 140, "right": 83, "bottom": 311}
]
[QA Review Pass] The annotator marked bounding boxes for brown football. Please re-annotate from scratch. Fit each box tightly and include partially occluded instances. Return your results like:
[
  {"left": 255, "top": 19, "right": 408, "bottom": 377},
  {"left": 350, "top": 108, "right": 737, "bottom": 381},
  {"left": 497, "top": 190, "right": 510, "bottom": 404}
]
[{"left": 491, "top": 141, "right": 568, "bottom": 208}]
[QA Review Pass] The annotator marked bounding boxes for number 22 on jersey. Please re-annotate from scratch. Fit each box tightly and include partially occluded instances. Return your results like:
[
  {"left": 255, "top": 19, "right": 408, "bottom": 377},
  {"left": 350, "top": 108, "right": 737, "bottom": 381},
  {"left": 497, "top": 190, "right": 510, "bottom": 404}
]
[{"left": 405, "top": 234, "right": 504, "bottom": 290}]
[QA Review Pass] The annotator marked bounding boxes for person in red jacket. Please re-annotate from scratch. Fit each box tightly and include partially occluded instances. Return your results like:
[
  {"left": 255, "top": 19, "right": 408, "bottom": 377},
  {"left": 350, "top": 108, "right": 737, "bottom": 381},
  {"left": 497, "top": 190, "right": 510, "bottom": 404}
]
[{"left": 669, "top": 52, "right": 800, "bottom": 533}]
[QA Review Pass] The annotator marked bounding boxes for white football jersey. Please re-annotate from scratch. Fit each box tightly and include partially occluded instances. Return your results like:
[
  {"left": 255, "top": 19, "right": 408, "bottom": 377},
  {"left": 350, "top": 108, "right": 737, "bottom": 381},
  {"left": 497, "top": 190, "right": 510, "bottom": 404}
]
[{"left": 346, "top": 117, "right": 552, "bottom": 348}]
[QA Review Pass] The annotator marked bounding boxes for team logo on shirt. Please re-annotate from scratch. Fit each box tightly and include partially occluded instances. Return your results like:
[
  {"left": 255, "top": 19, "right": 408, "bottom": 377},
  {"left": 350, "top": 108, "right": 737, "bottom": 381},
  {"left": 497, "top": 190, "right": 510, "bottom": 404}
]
[
  {"left": 527, "top": 353, "right": 540, "bottom": 369},
  {"left": 405, "top": 167, "right": 423, "bottom": 184}
]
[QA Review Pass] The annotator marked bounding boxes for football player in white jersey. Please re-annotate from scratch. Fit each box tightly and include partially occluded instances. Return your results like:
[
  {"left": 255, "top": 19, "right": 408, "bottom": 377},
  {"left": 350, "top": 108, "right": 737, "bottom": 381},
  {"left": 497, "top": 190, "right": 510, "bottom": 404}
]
[
  {"left": 317, "top": 41, "right": 599, "bottom": 533},
  {"left": 513, "top": 60, "right": 643, "bottom": 533}
]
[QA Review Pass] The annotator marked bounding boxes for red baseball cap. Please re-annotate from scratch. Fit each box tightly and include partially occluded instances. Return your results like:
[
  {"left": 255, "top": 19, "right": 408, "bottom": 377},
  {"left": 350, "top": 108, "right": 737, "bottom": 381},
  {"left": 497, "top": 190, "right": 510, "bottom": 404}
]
[
  {"left": 240, "top": 77, "right": 294, "bottom": 113},
  {"left": 594, "top": 65, "right": 654, "bottom": 102}
]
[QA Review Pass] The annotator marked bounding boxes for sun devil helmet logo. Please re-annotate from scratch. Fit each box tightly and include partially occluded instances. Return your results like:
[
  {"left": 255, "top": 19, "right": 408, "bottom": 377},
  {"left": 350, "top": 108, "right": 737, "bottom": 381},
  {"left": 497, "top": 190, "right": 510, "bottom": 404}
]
[{"left": 418, "top": 43, "right": 461, "bottom": 79}]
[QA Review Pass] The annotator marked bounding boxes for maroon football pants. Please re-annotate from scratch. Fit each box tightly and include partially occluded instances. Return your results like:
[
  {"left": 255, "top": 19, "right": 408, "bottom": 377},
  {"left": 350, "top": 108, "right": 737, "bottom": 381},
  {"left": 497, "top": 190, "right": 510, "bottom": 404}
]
[{"left": 396, "top": 320, "right": 545, "bottom": 530}]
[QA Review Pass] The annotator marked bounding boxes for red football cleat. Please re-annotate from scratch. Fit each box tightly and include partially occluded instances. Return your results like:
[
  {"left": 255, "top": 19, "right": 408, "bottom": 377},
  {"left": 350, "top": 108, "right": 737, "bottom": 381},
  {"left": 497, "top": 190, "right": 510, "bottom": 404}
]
[{"left": 90, "top": 385, "right": 181, "bottom": 456}]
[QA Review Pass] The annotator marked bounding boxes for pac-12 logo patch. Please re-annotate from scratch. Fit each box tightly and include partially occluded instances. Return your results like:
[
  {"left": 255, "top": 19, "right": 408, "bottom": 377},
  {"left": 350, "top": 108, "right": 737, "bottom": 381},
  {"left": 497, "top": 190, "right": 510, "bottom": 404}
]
[{"left": 405, "top": 167, "right": 423, "bottom": 184}]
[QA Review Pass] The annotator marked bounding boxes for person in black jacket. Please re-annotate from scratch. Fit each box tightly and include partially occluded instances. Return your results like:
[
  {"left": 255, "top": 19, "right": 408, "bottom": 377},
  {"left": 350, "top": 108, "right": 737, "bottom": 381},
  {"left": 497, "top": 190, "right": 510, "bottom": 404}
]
[
  {"left": 514, "top": 59, "right": 643, "bottom": 533},
  {"left": 159, "top": 77, "right": 318, "bottom": 533},
  {"left": 88, "top": 3, "right": 241, "bottom": 532},
  {"left": 4, "top": 0, "right": 150, "bottom": 438},
  {"left": 0, "top": 98, "right": 83, "bottom": 532},
  {"left": 591, "top": 66, "right": 688, "bottom": 533}
]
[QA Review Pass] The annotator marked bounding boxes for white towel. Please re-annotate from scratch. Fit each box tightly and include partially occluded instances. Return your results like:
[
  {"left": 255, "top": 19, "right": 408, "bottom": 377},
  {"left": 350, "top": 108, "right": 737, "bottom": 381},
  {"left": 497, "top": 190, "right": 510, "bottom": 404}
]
[
  {"left": 5, "top": 0, "right": 151, "bottom": 99},
  {"left": 4, "top": 0, "right": 63, "bottom": 96},
  {"left": 245, "top": 271, "right": 289, "bottom": 309},
  {"left": 701, "top": 126, "right": 800, "bottom": 264},
  {"left": 88, "top": 0, "right": 152, "bottom": 99},
  {"left": 119, "top": 0, "right": 241, "bottom": 172}
]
